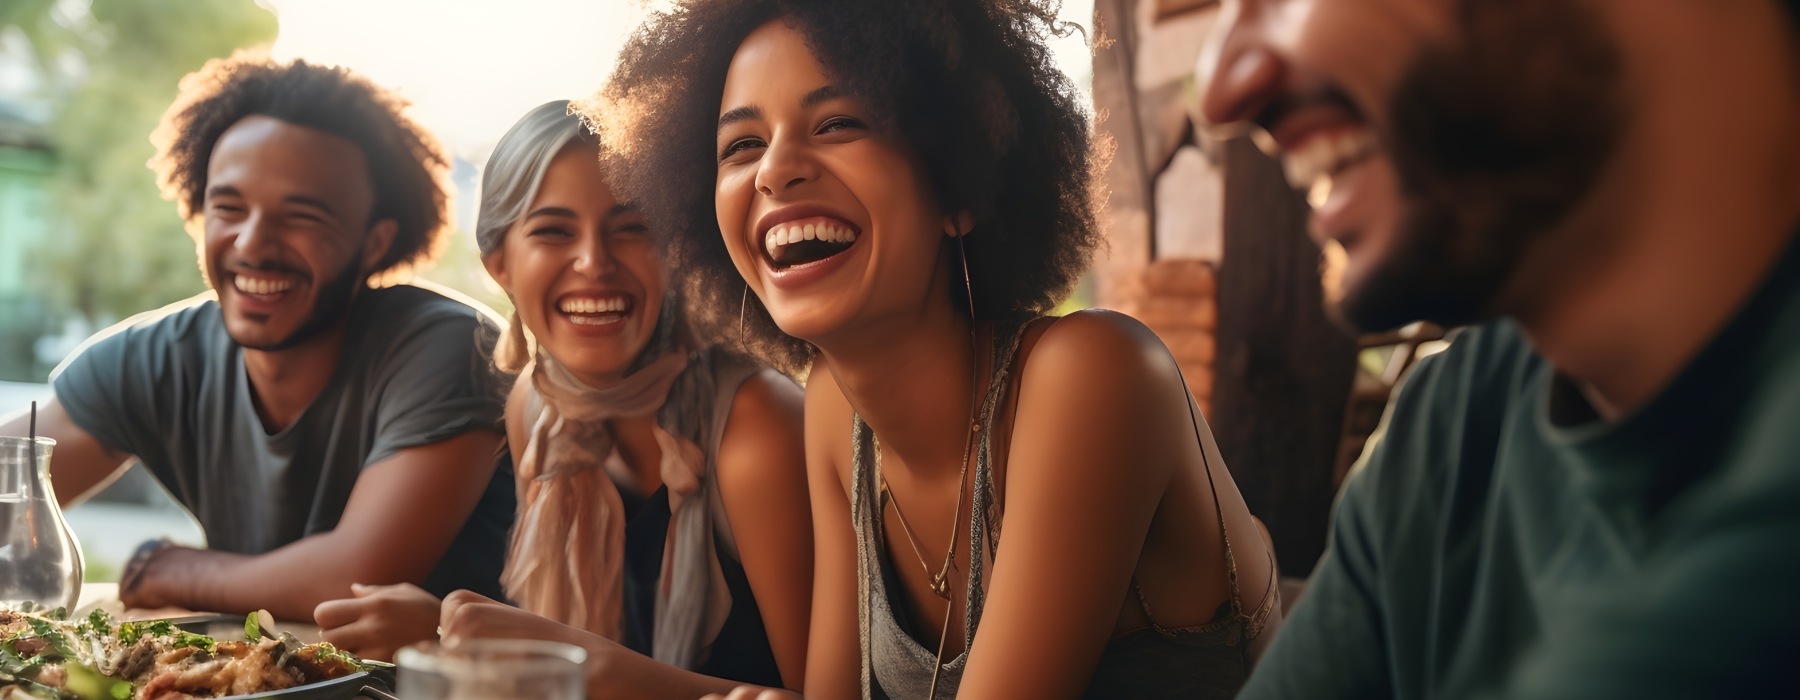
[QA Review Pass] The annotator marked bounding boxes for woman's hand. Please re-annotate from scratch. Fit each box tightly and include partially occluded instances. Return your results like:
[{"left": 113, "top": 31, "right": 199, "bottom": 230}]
[
  {"left": 313, "top": 583, "right": 443, "bottom": 662},
  {"left": 699, "top": 688, "right": 801, "bottom": 700},
  {"left": 438, "top": 590, "right": 623, "bottom": 663},
  {"left": 438, "top": 592, "right": 764, "bottom": 700}
]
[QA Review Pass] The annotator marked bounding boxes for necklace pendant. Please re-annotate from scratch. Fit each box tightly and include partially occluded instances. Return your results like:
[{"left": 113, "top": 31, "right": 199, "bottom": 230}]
[{"left": 930, "top": 572, "right": 952, "bottom": 600}]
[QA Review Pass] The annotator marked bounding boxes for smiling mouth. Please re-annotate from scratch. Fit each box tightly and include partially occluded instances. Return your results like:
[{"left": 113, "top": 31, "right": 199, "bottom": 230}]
[
  {"left": 558, "top": 294, "right": 634, "bottom": 326},
  {"left": 763, "top": 218, "right": 860, "bottom": 269},
  {"left": 1282, "top": 129, "right": 1380, "bottom": 207},
  {"left": 230, "top": 272, "right": 300, "bottom": 300}
]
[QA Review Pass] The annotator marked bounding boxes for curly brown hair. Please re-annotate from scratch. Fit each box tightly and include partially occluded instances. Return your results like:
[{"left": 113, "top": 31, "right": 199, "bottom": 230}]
[
  {"left": 151, "top": 51, "right": 451, "bottom": 282},
  {"left": 588, "top": 0, "right": 1103, "bottom": 371}
]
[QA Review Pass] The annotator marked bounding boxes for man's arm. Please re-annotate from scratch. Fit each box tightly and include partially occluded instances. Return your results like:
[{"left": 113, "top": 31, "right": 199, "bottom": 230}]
[
  {"left": 1234, "top": 341, "right": 1471, "bottom": 700},
  {"left": 1236, "top": 467, "right": 1394, "bottom": 699},
  {"left": 123, "top": 427, "right": 504, "bottom": 621},
  {"left": 0, "top": 398, "right": 136, "bottom": 507}
]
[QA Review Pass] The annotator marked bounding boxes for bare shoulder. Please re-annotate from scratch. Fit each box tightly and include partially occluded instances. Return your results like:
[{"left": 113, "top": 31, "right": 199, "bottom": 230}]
[
  {"left": 716, "top": 366, "right": 809, "bottom": 515},
  {"left": 1017, "top": 309, "right": 1185, "bottom": 393},
  {"left": 718, "top": 369, "right": 806, "bottom": 466},
  {"left": 730, "top": 368, "right": 805, "bottom": 419},
  {"left": 1004, "top": 310, "right": 1193, "bottom": 487}
]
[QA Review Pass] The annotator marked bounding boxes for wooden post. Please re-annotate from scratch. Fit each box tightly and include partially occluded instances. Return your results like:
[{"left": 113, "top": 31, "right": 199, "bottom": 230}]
[
  {"left": 1212, "top": 138, "right": 1358, "bottom": 577},
  {"left": 1092, "top": 0, "right": 1153, "bottom": 308}
]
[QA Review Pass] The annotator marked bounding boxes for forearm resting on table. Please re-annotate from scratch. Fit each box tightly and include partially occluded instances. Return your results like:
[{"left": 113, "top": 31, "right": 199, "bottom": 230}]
[
  {"left": 130, "top": 431, "right": 506, "bottom": 621},
  {"left": 586, "top": 647, "right": 773, "bottom": 700},
  {"left": 128, "top": 533, "right": 425, "bottom": 622}
]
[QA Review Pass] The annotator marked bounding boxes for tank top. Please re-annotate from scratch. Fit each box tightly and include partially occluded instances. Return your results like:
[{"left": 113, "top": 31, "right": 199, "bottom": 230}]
[{"left": 851, "top": 318, "right": 1278, "bottom": 699}]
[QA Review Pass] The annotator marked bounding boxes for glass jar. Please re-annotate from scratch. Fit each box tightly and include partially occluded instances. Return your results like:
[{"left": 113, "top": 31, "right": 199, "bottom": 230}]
[
  {"left": 0, "top": 436, "right": 85, "bottom": 611},
  {"left": 397, "top": 639, "right": 588, "bottom": 700}
]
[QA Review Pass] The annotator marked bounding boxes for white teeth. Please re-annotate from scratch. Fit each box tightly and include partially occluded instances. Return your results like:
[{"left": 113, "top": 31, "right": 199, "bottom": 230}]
[
  {"left": 1308, "top": 175, "right": 1334, "bottom": 209},
  {"left": 233, "top": 275, "right": 295, "bottom": 295},
  {"left": 559, "top": 297, "right": 628, "bottom": 314},
  {"left": 1281, "top": 130, "right": 1378, "bottom": 195},
  {"left": 764, "top": 221, "right": 859, "bottom": 256}
]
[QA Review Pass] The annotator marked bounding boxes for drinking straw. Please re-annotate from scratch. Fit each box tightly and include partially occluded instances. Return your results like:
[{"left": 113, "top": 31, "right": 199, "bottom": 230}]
[{"left": 28, "top": 400, "right": 37, "bottom": 480}]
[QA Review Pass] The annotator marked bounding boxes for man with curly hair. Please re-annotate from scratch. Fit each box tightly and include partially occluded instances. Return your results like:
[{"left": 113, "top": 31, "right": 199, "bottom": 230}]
[
  {"left": 0, "top": 53, "right": 514, "bottom": 622},
  {"left": 1199, "top": 0, "right": 1800, "bottom": 697}
]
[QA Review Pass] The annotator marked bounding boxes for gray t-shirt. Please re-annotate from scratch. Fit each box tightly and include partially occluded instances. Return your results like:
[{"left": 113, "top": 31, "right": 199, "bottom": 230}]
[{"left": 52, "top": 284, "right": 514, "bottom": 598}]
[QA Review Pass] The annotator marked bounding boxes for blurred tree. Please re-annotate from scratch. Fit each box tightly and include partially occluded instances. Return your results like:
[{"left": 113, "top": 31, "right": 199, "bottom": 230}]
[{"left": 3, "top": 0, "right": 277, "bottom": 348}]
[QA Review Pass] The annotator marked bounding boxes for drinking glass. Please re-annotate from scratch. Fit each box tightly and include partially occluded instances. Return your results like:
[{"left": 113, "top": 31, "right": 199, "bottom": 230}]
[
  {"left": 396, "top": 639, "right": 587, "bottom": 700},
  {"left": 0, "top": 436, "right": 84, "bottom": 612}
]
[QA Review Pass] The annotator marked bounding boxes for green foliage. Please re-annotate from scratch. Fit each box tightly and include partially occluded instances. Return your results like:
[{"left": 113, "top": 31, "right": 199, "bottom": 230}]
[
  {"left": 77, "top": 561, "right": 115, "bottom": 586},
  {"left": 2, "top": 0, "right": 277, "bottom": 334}
]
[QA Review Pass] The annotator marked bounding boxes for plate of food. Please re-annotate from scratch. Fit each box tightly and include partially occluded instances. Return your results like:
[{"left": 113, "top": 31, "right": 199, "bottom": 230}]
[{"left": 0, "top": 606, "right": 394, "bottom": 700}]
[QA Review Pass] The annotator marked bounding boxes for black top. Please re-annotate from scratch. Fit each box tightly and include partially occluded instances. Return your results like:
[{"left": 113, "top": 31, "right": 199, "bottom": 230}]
[{"left": 618, "top": 482, "right": 782, "bottom": 687}]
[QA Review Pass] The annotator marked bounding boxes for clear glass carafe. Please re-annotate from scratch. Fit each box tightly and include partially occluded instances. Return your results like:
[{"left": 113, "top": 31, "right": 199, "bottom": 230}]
[{"left": 0, "top": 437, "right": 84, "bottom": 611}]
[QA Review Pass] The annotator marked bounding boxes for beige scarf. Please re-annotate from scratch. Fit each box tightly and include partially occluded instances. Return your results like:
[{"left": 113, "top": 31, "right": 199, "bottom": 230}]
[{"left": 502, "top": 351, "right": 734, "bottom": 668}]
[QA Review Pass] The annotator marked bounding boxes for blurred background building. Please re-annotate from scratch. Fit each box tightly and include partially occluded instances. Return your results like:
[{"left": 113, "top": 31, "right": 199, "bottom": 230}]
[
  {"left": 4, "top": 0, "right": 1419, "bottom": 594},
  {"left": 1092, "top": 0, "right": 1446, "bottom": 587}
]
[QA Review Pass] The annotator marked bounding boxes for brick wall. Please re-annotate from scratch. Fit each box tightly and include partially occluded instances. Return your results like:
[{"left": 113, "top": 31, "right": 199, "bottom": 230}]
[{"left": 1105, "top": 259, "right": 1217, "bottom": 417}]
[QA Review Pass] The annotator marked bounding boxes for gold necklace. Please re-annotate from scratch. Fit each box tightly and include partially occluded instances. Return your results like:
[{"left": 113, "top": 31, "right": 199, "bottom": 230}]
[
  {"left": 878, "top": 412, "right": 980, "bottom": 600},
  {"left": 875, "top": 322, "right": 986, "bottom": 700},
  {"left": 878, "top": 318, "right": 984, "bottom": 602}
]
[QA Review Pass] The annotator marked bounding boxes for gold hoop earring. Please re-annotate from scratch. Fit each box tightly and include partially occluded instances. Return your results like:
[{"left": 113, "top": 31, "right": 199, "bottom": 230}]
[
  {"left": 958, "top": 234, "right": 975, "bottom": 320},
  {"left": 739, "top": 285, "right": 749, "bottom": 339}
]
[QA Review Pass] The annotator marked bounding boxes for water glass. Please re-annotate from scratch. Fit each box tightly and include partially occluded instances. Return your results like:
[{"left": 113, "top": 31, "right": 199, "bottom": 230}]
[
  {"left": 0, "top": 436, "right": 84, "bottom": 612},
  {"left": 396, "top": 639, "right": 587, "bottom": 700}
]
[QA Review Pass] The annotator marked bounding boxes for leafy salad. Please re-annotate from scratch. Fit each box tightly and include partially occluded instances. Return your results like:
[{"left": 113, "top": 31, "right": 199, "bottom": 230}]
[{"left": 0, "top": 604, "right": 386, "bottom": 700}]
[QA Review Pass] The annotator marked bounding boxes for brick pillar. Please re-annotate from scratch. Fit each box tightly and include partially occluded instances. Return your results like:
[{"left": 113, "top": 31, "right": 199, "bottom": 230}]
[{"left": 1109, "top": 259, "right": 1218, "bottom": 417}]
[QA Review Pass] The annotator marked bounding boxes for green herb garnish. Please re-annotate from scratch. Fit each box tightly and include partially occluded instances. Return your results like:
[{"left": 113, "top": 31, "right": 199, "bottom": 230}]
[
  {"left": 169, "top": 629, "right": 215, "bottom": 654},
  {"left": 115, "top": 619, "right": 173, "bottom": 647},
  {"left": 73, "top": 611, "right": 114, "bottom": 639},
  {"left": 22, "top": 619, "right": 77, "bottom": 660},
  {"left": 0, "top": 644, "right": 43, "bottom": 680}
]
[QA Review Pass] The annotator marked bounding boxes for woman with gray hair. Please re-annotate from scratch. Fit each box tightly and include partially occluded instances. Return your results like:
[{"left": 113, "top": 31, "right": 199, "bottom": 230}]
[{"left": 314, "top": 100, "right": 814, "bottom": 698}]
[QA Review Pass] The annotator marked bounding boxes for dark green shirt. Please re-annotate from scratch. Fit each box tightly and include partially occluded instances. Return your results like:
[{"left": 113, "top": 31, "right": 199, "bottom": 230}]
[{"left": 1243, "top": 239, "right": 1800, "bottom": 699}]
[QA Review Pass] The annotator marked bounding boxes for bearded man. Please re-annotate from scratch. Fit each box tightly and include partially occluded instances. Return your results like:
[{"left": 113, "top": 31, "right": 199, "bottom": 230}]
[
  {"left": 1198, "top": 0, "right": 1800, "bottom": 697},
  {"left": 0, "top": 55, "right": 513, "bottom": 622}
]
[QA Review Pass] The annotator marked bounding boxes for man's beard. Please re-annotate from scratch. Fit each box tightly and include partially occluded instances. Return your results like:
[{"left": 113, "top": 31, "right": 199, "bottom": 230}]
[
  {"left": 1333, "top": 0, "right": 1627, "bottom": 333},
  {"left": 238, "top": 259, "right": 365, "bottom": 352}
]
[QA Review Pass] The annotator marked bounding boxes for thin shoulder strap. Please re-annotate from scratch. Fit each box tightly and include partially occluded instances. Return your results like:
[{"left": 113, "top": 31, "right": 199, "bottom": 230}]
[
  {"left": 1172, "top": 365, "right": 1257, "bottom": 663},
  {"left": 974, "top": 315, "right": 1058, "bottom": 554},
  {"left": 964, "top": 316, "right": 1034, "bottom": 646}
]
